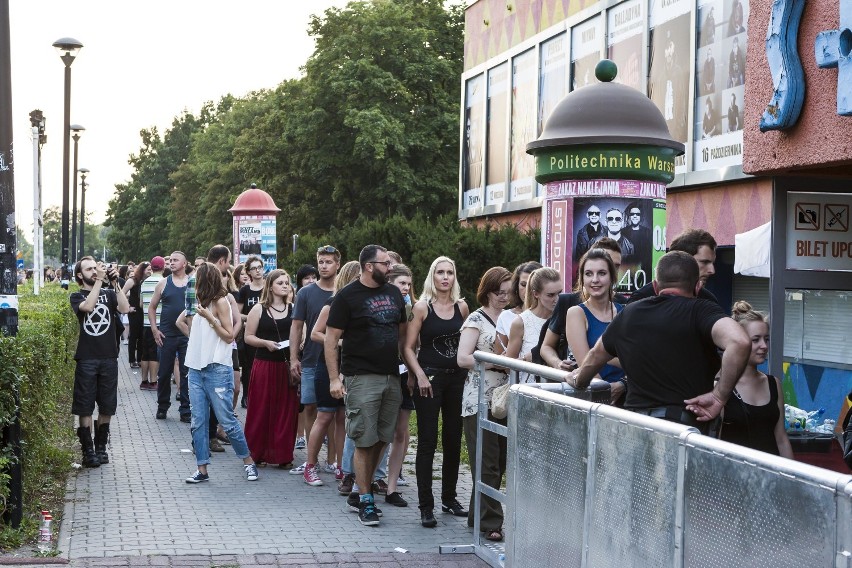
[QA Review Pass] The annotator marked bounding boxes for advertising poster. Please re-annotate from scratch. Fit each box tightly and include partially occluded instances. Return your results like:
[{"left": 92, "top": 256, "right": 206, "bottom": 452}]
[
  {"left": 463, "top": 74, "right": 485, "bottom": 210},
  {"left": 235, "top": 216, "right": 277, "bottom": 271},
  {"left": 545, "top": 179, "right": 667, "bottom": 294},
  {"left": 486, "top": 63, "right": 509, "bottom": 205},
  {"left": 538, "top": 33, "right": 568, "bottom": 197},
  {"left": 607, "top": 0, "right": 645, "bottom": 93},
  {"left": 510, "top": 49, "right": 537, "bottom": 202},
  {"left": 648, "top": 0, "right": 692, "bottom": 174},
  {"left": 786, "top": 192, "right": 852, "bottom": 272},
  {"left": 571, "top": 17, "right": 602, "bottom": 91},
  {"left": 693, "top": 0, "right": 747, "bottom": 170}
]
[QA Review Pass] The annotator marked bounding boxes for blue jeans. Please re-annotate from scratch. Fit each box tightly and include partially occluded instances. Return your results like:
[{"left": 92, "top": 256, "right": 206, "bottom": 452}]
[
  {"left": 341, "top": 435, "right": 387, "bottom": 480},
  {"left": 156, "top": 334, "right": 190, "bottom": 417},
  {"left": 189, "top": 363, "right": 251, "bottom": 467}
]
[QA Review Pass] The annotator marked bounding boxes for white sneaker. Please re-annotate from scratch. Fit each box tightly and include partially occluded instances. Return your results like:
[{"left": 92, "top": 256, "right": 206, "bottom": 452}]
[
  {"left": 323, "top": 461, "right": 337, "bottom": 474},
  {"left": 289, "top": 462, "right": 306, "bottom": 475},
  {"left": 294, "top": 436, "right": 306, "bottom": 450},
  {"left": 244, "top": 463, "right": 259, "bottom": 481},
  {"left": 397, "top": 473, "right": 409, "bottom": 486}
]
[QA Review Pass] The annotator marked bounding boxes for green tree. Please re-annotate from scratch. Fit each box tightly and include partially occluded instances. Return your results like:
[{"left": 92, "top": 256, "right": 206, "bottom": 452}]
[{"left": 15, "top": 225, "right": 34, "bottom": 266}]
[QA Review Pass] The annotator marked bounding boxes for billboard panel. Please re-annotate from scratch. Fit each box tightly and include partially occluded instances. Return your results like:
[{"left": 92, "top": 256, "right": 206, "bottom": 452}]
[
  {"left": 510, "top": 49, "right": 537, "bottom": 202},
  {"left": 486, "top": 63, "right": 509, "bottom": 205}
]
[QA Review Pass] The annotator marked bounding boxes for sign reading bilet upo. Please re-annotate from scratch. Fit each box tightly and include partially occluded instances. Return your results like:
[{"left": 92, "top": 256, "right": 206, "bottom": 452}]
[{"left": 787, "top": 192, "right": 852, "bottom": 271}]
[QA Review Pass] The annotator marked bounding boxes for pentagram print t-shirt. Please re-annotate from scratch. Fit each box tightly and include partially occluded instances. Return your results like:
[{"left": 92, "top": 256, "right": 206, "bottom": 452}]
[
  {"left": 71, "top": 288, "right": 119, "bottom": 360},
  {"left": 327, "top": 280, "right": 406, "bottom": 376}
]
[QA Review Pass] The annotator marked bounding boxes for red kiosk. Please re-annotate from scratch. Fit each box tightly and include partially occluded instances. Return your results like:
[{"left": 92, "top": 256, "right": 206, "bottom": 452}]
[{"left": 229, "top": 183, "right": 280, "bottom": 272}]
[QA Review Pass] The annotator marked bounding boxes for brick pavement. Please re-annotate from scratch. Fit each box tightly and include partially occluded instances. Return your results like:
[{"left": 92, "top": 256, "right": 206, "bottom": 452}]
[{"left": 52, "top": 346, "right": 491, "bottom": 567}]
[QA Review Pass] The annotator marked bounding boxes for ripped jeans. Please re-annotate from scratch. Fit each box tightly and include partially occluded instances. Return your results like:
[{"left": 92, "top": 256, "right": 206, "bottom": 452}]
[{"left": 188, "top": 363, "right": 251, "bottom": 466}]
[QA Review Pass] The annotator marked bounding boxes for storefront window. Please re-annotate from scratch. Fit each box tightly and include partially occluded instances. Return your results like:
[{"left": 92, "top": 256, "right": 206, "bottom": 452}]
[{"left": 784, "top": 289, "right": 852, "bottom": 366}]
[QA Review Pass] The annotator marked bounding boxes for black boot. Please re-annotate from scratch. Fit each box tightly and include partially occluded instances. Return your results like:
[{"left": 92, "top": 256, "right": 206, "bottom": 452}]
[
  {"left": 77, "top": 426, "right": 100, "bottom": 468},
  {"left": 94, "top": 421, "right": 110, "bottom": 465}
]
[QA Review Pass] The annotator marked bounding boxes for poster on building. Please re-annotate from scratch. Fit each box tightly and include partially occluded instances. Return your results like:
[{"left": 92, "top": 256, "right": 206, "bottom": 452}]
[
  {"left": 607, "top": 0, "right": 645, "bottom": 93},
  {"left": 693, "top": 0, "right": 747, "bottom": 170},
  {"left": 543, "top": 179, "right": 666, "bottom": 294},
  {"left": 510, "top": 49, "right": 537, "bottom": 202},
  {"left": 786, "top": 192, "right": 852, "bottom": 272},
  {"left": 234, "top": 215, "right": 277, "bottom": 271},
  {"left": 648, "top": 0, "right": 692, "bottom": 174},
  {"left": 571, "top": 16, "right": 602, "bottom": 91},
  {"left": 538, "top": 33, "right": 568, "bottom": 197},
  {"left": 486, "top": 63, "right": 509, "bottom": 205},
  {"left": 463, "top": 74, "right": 485, "bottom": 210}
]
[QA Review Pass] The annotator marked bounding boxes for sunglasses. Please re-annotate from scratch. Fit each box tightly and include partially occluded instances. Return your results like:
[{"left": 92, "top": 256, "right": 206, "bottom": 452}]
[
  {"left": 588, "top": 211, "right": 601, "bottom": 216},
  {"left": 317, "top": 245, "right": 338, "bottom": 254},
  {"left": 629, "top": 211, "right": 641, "bottom": 216},
  {"left": 607, "top": 216, "right": 622, "bottom": 222}
]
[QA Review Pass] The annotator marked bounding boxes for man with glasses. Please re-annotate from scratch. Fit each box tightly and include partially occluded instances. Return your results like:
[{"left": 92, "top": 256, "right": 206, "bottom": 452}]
[
  {"left": 595, "top": 207, "right": 635, "bottom": 260},
  {"left": 289, "top": 245, "right": 341, "bottom": 474},
  {"left": 623, "top": 201, "right": 652, "bottom": 273},
  {"left": 325, "top": 245, "right": 407, "bottom": 526},
  {"left": 236, "top": 255, "right": 266, "bottom": 408},
  {"left": 574, "top": 204, "right": 606, "bottom": 263}
]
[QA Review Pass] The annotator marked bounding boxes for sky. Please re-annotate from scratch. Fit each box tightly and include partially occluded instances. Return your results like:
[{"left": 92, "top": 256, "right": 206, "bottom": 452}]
[{"left": 8, "top": 0, "right": 350, "bottom": 236}]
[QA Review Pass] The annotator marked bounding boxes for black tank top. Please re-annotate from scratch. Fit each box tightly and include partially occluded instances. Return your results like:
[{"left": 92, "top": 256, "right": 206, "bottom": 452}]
[
  {"left": 417, "top": 302, "right": 463, "bottom": 371},
  {"left": 254, "top": 305, "right": 292, "bottom": 362},
  {"left": 721, "top": 375, "right": 781, "bottom": 455}
]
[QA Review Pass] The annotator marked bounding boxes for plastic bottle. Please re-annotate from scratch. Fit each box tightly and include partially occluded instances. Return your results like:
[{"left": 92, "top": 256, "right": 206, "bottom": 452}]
[
  {"left": 38, "top": 513, "right": 52, "bottom": 553},
  {"left": 805, "top": 408, "right": 826, "bottom": 431}
]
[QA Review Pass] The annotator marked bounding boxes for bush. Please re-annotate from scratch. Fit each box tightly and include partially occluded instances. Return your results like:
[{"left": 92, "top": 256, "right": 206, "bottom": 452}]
[
  {"left": 0, "top": 282, "right": 77, "bottom": 547},
  {"left": 280, "top": 213, "right": 541, "bottom": 307}
]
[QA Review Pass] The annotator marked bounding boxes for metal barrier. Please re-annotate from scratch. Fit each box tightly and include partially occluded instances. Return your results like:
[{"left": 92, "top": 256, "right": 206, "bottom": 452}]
[{"left": 447, "top": 351, "right": 852, "bottom": 568}]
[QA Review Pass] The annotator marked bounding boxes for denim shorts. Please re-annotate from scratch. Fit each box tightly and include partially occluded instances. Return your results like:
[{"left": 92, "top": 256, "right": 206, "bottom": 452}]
[
  {"left": 300, "top": 365, "right": 318, "bottom": 405},
  {"left": 314, "top": 362, "right": 345, "bottom": 412}
]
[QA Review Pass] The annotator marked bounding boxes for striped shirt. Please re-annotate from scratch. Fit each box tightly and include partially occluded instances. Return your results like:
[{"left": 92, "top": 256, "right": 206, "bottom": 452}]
[{"left": 141, "top": 274, "right": 164, "bottom": 327}]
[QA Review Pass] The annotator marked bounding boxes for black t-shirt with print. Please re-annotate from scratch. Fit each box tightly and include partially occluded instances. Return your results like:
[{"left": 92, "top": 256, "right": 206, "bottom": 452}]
[
  {"left": 327, "top": 281, "right": 406, "bottom": 376},
  {"left": 238, "top": 284, "right": 263, "bottom": 315},
  {"left": 70, "top": 288, "right": 120, "bottom": 360},
  {"left": 601, "top": 294, "right": 726, "bottom": 408}
]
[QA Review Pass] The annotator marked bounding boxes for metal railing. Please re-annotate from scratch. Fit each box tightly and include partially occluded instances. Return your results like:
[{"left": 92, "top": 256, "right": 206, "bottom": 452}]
[{"left": 444, "top": 351, "right": 852, "bottom": 568}]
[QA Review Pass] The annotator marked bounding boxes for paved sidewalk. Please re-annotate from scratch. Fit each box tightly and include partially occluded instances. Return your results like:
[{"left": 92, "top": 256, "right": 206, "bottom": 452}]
[{"left": 53, "top": 346, "right": 490, "bottom": 567}]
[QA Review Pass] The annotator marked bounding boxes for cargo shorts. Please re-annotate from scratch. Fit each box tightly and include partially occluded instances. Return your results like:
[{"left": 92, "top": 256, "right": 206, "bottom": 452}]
[{"left": 343, "top": 373, "right": 402, "bottom": 448}]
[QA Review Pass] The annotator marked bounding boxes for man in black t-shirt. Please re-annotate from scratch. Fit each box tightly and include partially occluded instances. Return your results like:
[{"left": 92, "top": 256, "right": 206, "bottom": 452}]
[
  {"left": 568, "top": 251, "right": 750, "bottom": 430},
  {"left": 325, "top": 245, "right": 407, "bottom": 527},
  {"left": 70, "top": 257, "right": 130, "bottom": 468}
]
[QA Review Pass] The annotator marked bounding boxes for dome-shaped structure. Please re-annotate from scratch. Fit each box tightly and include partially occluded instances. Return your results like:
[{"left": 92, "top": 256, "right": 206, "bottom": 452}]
[
  {"left": 229, "top": 183, "right": 281, "bottom": 216},
  {"left": 527, "top": 62, "right": 685, "bottom": 153}
]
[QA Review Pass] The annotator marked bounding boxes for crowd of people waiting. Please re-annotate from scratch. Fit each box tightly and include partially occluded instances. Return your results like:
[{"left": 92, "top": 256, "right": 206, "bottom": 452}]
[{"left": 66, "top": 227, "right": 797, "bottom": 540}]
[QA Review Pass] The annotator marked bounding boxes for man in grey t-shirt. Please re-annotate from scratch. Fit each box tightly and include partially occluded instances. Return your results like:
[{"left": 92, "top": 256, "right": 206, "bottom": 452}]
[{"left": 289, "top": 245, "right": 340, "bottom": 472}]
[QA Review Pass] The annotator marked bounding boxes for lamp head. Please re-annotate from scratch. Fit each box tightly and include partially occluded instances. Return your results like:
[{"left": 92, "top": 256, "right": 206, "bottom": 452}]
[{"left": 52, "top": 37, "right": 83, "bottom": 64}]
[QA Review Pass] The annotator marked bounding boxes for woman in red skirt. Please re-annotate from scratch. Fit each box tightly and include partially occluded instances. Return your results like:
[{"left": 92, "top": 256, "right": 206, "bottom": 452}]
[{"left": 243, "top": 269, "right": 299, "bottom": 467}]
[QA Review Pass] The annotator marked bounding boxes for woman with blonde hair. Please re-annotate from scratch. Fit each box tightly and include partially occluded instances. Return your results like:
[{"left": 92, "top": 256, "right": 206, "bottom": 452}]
[
  {"left": 720, "top": 301, "right": 793, "bottom": 457},
  {"left": 301, "top": 260, "right": 360, "bottom": 486},
  {"left": 404, "top": 256, "right": 470, "bottom": 526},
  {"left": 505, "top": 267, "right": 562, "bottom": 383},
  {"left": 243, "top": 269, "right": 299, "bottom": 467}
]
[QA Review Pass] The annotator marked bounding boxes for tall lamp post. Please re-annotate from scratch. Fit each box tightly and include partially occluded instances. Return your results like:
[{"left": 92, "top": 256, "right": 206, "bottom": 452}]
[
  {"left": 52, "top": 37, "right": 82, "bottom": 280},
  {"left": 70, "top": 124, "right": 84, "bottom": 263},
  {"left": 78, "top": 168, "right": 88, "bottom": 260}
]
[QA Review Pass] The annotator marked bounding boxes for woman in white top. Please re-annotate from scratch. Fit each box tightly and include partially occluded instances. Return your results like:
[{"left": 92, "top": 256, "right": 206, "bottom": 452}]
[
  {"left": 505, "top": 268, "right": 563, "bottom": 382},
  {"left": 495, "top": 261, "right": 541, "bottom": 354},
  {"left": 177, "top": 263, "right": 258, "bottom": 484}
]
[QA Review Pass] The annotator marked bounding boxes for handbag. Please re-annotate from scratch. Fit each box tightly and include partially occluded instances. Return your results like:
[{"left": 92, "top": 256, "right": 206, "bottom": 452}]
[{"left": 491, "top": 383, "right": 511, "bottom": 419}]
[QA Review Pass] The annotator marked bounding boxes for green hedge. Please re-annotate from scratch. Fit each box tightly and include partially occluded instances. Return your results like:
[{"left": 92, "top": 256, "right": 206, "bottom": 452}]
[
  {"left": 281, "top": 213, "right": 541, "bottom": 306},
  {"left": 0, "top": 282, "right": 77, "bottom": 545}
]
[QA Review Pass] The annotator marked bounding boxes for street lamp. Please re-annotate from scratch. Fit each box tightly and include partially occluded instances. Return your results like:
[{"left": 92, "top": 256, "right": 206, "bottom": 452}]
[
  {"left": 77, "top": 168, "right": 88, "bottom": 260},
  {"left": 52, "top": 36, "right": 83, "bottom": 276},
  {"left": 70, "top": 124, "right": 84, "bottom": 263}
]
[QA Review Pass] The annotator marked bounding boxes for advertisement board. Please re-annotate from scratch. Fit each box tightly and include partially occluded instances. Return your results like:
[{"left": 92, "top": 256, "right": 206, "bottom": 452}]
[
  {"left": 607, "top": 0, "right": 645, "bottom": 93},
  {"left": 786, "top": 192, "right": 852, "bottom": 272},
  {"left": 510, "top": 49, "right": 537, "bottom": 202},
  {"left": 486, "top": 63, "right": 509, "bottom": 205},
  {"left": 571, "top": 17, "right": 602, "bottom": 91},
  {"left": 234, "top": 215, "right": 277, "bottom": 271},
  {"left": 463, "top": 74, "right": 485, "bottom": 209}
]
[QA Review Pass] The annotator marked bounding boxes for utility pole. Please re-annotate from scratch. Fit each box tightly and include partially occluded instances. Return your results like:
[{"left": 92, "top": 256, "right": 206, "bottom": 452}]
[
  {"left": 0, "top": 0, "right": 23, "bottom": 528},
  {"left": 30, "top": 110, "right": 46, "bottom": 295}
]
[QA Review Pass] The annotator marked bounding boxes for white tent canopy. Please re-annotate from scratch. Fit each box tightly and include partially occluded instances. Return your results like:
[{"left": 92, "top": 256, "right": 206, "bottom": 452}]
[{"left": 734, "top": 222, "right": 771, "bottom": 278}]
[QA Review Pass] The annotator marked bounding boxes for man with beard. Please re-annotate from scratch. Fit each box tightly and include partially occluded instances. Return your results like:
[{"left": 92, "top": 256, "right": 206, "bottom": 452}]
[
  {"left": 70, "top": 257, "right": 130, "bottom": 467},
  {"left": 325, "top": 245, "right": 407, "bottom": 526}
]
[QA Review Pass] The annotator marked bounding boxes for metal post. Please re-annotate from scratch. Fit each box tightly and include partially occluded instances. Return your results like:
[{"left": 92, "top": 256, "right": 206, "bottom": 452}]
[
  {"left": 70, "top": 131, "right": 79, "bottom": 263},
  {"left": 31, "top": 123, "right": 40, "bottom": 295},
  {"left": 0, "top": 0, "right": 22, "bottom": 528},
  {"left": 60, "top": 63, "right": 70, "bottom": 274},
  {"left": 78, "top": 171, "right": 87, "bottom": 258}
]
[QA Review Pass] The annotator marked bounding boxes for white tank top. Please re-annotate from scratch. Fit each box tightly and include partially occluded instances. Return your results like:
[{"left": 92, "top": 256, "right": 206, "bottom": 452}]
[{"left": 185, "top": 300, "right": 233, "bottom": 370}]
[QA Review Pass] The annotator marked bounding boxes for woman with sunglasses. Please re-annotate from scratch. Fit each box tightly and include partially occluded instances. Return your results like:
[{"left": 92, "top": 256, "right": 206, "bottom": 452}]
[{"left": 457, "top": 266, "right": 512, "bottom": 542}]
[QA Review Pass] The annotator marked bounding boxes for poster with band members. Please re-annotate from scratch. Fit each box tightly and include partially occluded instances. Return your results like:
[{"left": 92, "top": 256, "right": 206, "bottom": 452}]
[
  {"left": 510, "top": 49, "right": 537, "bottom": 202},
  {"left": 463, "top": 74, "right": 485, "bottom": 210},
  {"left": 543, "top": 179, "right": 666, "bottom": 295},
  {"left": 693, "top": 0, "right": 747, "bottom": 170},
  {"left": 571, "top": 16, "right": 602, "bottom": 91},
  {"left": 538, "top": 33, "right": 568, "bottom": 197},
  {"left": 607, "top": 0, "right": 645, "bottom": 93},
  {"left": 648, "top": 0, "right": 692, "bottom": 174},
  {"left": 234, "top": 216, "right": 277, "bottom": 271},
  {"left": 486, "top": 63, "right": 509, "bottom": 205}
]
